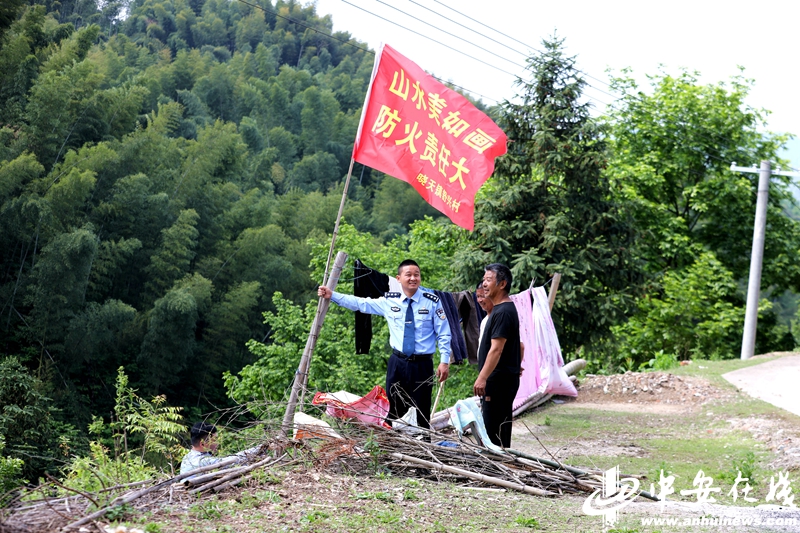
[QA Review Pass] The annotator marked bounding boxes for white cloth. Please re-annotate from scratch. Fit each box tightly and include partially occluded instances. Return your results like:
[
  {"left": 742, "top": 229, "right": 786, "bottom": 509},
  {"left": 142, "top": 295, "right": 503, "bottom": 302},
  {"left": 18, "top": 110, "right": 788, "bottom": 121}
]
[
  {"left": 179, "top": 446, "right": 259, "bottom": 475},
  {"left": 477, "top": 315, "right": 489, "bottom": 352},
  {"left": 448, "top": 398, "right": 504, "bottom": 453}
]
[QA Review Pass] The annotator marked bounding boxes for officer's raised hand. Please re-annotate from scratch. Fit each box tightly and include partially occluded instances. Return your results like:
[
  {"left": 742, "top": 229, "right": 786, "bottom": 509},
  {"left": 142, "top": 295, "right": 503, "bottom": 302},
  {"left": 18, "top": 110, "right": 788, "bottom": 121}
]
[{"left": 318, "top": 286, "right": 332, "bottom": 299}]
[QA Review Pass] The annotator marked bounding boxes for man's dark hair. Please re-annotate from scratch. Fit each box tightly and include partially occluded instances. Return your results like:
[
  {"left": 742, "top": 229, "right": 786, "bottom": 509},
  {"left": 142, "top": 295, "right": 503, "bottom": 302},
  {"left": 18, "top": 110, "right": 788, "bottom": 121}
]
[
  {"left": 476, "top": 281, "right": 484, "bottom": 290},
  {"left": 190, "top": 422, "right": 217, "bottom": 446},
  {"left": 397, "top": 259, "right": 419, "bottom": 275},
  {"left": 485, "top": 263, "right": 512, "bottom": 294}
]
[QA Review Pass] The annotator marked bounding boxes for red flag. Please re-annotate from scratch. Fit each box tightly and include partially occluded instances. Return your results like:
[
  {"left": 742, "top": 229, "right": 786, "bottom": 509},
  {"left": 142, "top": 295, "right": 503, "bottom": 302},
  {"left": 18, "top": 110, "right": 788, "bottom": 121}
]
[{"left": 353, "top": 44, "right": 507, "bottom": 231}]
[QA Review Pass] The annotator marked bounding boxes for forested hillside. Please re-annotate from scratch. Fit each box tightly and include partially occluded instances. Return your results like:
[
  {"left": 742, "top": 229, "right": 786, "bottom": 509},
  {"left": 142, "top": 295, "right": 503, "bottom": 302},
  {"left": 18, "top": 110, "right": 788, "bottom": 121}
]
[
  {"left": 1, "top": 0, "right": 799, "bottom": 488},
  {"left": 0, "top": 0, "right": 445, "bottom": 480}
]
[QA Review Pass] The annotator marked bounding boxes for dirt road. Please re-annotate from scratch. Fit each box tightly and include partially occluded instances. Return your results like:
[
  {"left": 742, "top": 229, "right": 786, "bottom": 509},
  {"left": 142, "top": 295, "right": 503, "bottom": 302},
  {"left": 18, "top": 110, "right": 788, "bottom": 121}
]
[{"left": 723, "top": 353, "right": 800, "bottom": 418}]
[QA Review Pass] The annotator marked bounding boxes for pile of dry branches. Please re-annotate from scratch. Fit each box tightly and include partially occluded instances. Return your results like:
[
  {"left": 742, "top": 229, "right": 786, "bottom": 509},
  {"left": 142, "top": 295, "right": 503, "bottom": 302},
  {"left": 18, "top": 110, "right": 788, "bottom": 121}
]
[{"left": 1, "top": 410, "right": 656, "bottom": 533}]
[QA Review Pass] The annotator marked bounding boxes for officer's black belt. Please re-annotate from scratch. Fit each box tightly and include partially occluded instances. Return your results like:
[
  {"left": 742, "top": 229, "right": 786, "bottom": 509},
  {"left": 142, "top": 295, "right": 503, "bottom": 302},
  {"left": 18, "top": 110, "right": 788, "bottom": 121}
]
[{"left": 392, "top": 349, "right": 434, "bottom": 362}]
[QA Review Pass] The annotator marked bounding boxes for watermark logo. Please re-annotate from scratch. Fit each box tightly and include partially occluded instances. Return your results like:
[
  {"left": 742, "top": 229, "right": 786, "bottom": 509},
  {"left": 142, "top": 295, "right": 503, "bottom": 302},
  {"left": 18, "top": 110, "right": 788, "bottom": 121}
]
[
  {"left": 582, "top": 465, "right": 797, "bottom": 529},
  {"left": 582, "top": 466, "right": 640, "bottom": 527}
]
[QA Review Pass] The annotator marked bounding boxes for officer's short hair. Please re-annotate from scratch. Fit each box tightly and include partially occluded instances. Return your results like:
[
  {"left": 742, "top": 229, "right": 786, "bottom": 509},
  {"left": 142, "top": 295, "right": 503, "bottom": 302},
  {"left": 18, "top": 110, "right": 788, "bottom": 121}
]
[
  {"left": 476, "top": 281, "right": 484, "bottom": 291},
  {"left": 485, "top": 263, "right": 512, "bottom": 294},
  {"left": 190, "top": 422, "right": 217, "bottom": 446},
  {"left": 397, "top": 259, "right": 420, "bottom": 275}
]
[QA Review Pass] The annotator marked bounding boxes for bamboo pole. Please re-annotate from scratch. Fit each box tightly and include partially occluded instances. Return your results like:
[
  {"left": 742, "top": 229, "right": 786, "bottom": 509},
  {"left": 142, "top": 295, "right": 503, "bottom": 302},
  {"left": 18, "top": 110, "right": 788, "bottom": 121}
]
[
  {"left": 389, "top": 452, "right": 555, "bottom": 497},
  {"left": 280, "top": 251, "right": 348, "bottom": 437},
  {"left": 511, "top": 393, "right": 552, "bottom": 418},
  {"left": 297, "top": 157, "right": 358, "bottom": 408},
  {"left": 547, "top": 273, "right": 561, "bottom": 311},
  {"left": 181, "top": 463, "right": 251, "bottom": 486}
]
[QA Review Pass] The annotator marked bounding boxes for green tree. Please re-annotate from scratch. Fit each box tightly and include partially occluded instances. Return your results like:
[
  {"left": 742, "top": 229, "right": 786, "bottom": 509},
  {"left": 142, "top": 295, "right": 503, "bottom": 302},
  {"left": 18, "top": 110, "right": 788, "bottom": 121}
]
[
  {"left": 289, "top": 151, "right": 340, "bottom": 192},
  {"left": 145, "top": 209, "right": 200, "bottom": 300},
  {"left": 612, "top": 253, "right": 745, "bottom": 363},
  {"left": 0, "top": 356, "right": 60, "bottom": 482},
  {"left": 605, "top": 69, "right": 800, "bottom": 361},
  {"left": 453, "top": 37, "right": 643, "bottom": 355},
  {"left": 370, "top": 177, "right": 441, "bottom": 241},
  {"left": 26, "top": 227, "right": 99, "bottom": 364},
  {"left": 298, "top": 85, "right": 339, "bottom": 154},
  {"left": 606, "top": 69, "right": 797, "bottom": 285},
  {"left": 138, "top": 277, "right": 210, "bottom": 393}
]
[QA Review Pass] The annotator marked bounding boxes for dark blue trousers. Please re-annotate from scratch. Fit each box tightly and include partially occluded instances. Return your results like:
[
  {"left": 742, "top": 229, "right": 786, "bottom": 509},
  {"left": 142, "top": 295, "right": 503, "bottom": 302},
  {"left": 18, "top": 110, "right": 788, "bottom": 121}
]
[
  {"left": 481, "top": 374, "right": 520, "bottom": 448},
  {"left": 386, "top": 352, "right": 433, "bottom": 430}
]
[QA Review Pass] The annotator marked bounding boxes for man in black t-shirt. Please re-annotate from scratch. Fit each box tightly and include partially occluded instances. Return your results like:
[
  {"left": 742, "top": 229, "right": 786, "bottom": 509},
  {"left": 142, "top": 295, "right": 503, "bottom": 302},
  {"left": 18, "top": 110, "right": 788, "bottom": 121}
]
[{"left": 474, "top": 263, "right": 521, "bottom": 448}]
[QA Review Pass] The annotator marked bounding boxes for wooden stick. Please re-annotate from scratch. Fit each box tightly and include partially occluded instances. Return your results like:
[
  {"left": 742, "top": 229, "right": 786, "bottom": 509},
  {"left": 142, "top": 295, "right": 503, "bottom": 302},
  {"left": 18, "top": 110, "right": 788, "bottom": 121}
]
[
  {"left": 511, "top": 393, "right": 552, "bottom": 418},
  {"left": 181, "top": 463, "right": 251, "bottom": 486},
  {"left": 189, "top": 454, "right": 285, "bottom": 495},
  {"left": 213, "top": 474, "right": 251, "bottom": 493},
  {"left": 430, "top": 381, "right": 444, "bottom": 418},
  {"left": 389, "top": 452, "right": 555, "bottom": 497},
  {"left": 61, "top": 457, "right": 241, "bottom": 530}
]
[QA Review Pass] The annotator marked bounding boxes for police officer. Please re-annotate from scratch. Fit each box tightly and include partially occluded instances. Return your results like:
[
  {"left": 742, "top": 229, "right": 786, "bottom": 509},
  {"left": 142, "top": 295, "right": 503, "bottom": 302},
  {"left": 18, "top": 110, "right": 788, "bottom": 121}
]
[{"left": 318, "top": 259, "right": 451, "bottom": 430}]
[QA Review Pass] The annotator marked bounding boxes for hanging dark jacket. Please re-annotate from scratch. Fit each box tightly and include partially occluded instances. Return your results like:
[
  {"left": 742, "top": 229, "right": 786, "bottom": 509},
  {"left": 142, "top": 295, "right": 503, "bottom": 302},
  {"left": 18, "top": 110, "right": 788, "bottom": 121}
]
[{"left": 353, "top": 259, "right": 389, "bottom": 354}]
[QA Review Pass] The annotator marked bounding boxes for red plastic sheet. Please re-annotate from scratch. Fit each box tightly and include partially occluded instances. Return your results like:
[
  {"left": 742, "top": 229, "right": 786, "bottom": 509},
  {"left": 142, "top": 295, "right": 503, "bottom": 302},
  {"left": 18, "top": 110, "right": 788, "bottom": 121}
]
[{"left": 312, "top": 385, "right": 391, "bottom": 429}]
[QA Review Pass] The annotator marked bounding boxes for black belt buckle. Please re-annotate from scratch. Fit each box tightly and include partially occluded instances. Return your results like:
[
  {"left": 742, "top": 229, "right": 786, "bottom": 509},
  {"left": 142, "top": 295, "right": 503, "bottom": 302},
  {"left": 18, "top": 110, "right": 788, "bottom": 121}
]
[{"left": 393, "top": 349, "right": 432, "bottom": 362}]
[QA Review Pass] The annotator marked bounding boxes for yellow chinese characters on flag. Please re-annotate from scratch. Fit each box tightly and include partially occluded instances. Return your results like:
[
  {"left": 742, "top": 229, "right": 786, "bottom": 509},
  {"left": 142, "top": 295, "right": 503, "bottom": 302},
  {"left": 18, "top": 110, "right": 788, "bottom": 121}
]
[{"left": 353, "top": 44, "right": 507, "bottom": 231}]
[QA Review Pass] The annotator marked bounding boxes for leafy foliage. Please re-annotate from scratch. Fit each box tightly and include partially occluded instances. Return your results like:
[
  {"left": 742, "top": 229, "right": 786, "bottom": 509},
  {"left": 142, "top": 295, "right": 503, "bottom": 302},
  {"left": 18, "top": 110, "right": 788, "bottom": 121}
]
[
  {"left": 612, "top": 253, "right": 745, "bottom": 364},
  {"left": 453, "top": 36, "right": 644, "bottom": 355},
  {"left": 606, "top": 69, "right": 797, "bottom": 286},
  {"left": 0, "top": 435, "right": 25, "bottom": 495},
  {"left": 61, "top": 367, "right": 184, "bottom": 491},
  {"left": 0, "top": 0, "right": 445, "bottom": 479}
]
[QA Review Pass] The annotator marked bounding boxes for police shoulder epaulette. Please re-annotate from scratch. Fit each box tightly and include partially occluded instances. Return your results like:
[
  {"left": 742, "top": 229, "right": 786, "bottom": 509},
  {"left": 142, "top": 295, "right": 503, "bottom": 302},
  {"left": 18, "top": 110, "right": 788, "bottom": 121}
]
[
  {"left": 423, "top": 292, "right": 440, "bottom": 303},
  {"left": 385, "top": 292, "right": 401, "bottom": 298}
]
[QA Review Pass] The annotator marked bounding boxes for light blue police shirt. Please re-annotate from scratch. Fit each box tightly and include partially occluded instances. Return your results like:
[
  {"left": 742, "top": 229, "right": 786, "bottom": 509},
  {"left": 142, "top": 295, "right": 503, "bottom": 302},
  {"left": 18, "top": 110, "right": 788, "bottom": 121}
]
[{"left": 330, "top": 288, "right": 452, "bottom": 364}]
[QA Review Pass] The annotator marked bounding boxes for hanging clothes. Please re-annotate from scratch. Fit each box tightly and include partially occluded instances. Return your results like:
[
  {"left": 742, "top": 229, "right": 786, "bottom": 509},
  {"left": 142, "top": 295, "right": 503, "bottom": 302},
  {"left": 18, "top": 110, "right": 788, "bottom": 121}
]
[
  {"left": 510, "top": 289, "right": 542, "bottom": 407},
  {"left": 353, "top": 259, "right": 389, "bottom": 354},
  {"left": 433, "top": 290, "right": 466, "bottom": 364},
  {"left": 451, "top": 290, "right": 481, "bottom": 365},
  {"left": 351, "top": 259, "right": 469, "bottom": 363},
  {"left": 530, "top": 285, "right": 577, "bottom": 398},
  {"left": 512, "top": 286, "right": 577, "bottom": 410}
]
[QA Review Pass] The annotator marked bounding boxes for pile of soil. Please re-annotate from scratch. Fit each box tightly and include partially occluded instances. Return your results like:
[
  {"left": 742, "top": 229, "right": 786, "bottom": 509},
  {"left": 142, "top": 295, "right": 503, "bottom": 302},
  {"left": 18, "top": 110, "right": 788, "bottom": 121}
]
[{"left": 572, "top": 371, "right": 731, "bottom": 406}]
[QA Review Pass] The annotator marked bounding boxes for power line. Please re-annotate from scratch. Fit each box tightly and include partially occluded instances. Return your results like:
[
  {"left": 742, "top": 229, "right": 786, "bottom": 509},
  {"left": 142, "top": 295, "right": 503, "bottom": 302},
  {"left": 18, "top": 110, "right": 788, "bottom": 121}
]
[
  {"left": 425, "top": 0, "right": 788, "bottom": 169},
  {"left": 235, "top": 0, "right": 498, "bottom": 102},
  {"left": 423, "top": 1, "right": 772, "bottom": 160},
  {"left": 432, "top": 0, "right": 617, "bottom": 93},
  {"left": 247, "top": 0, "right": 788, "bottom": 170},
  {"left": 341, "top": 0, "right": 518, "bottom": 78},
  {"left": 408, "top": 0, "right": 527, "bottom": 59},
  {"left": 237, "top": 0, "right": 371, "bottom": 54},
  {"left": 374, "top": 0, "right": 522, "bottom": 69}
]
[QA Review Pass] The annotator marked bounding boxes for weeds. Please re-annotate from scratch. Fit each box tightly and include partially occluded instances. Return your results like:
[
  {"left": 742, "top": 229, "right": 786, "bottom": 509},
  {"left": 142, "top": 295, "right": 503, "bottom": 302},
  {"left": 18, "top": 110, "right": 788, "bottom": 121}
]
[
  {"left": 190, "top": 500, "right": 222, "bottom": 520},
  {"left": 300, "top": 510, "right": 329, "bottom": 524},
  {"left": 354, "top": 491, "right": 393, "bottom": 501},
  {"left": 515, "top": 516, "right": 540, "bottom": 528},
  {"left": 105, "top": 503, "right": 133, "bottom": 521},
  {"left": 255, "top": 489, "right": 281, "bottom": 503},
  {"left": 720, "top": 451, "right": 758, "bottom": 486}
]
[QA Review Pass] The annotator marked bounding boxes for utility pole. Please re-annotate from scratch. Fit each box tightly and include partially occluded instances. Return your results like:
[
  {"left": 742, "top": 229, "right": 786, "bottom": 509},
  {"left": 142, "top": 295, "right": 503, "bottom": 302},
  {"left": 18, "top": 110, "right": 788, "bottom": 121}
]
[{"left": 731, "top": 161, "right": 800, "bottom": 360}]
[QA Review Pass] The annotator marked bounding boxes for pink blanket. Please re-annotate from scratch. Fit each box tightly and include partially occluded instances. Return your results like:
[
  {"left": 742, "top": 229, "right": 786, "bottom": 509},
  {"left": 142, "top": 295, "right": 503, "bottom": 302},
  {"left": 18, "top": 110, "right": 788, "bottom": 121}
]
[{"left": 512, "top": 287, "right": 577, "bottom": 410}]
